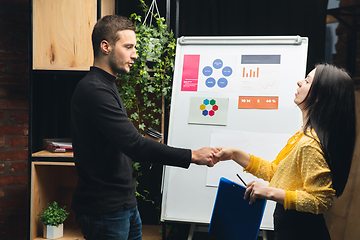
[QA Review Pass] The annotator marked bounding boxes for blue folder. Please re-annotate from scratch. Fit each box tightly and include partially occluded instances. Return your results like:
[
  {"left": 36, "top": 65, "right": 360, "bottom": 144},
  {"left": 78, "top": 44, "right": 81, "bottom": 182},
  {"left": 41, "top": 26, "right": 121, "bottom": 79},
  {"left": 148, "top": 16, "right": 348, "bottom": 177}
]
[{"left": 209, "top": 177, "right": 267, "bottom": 240}]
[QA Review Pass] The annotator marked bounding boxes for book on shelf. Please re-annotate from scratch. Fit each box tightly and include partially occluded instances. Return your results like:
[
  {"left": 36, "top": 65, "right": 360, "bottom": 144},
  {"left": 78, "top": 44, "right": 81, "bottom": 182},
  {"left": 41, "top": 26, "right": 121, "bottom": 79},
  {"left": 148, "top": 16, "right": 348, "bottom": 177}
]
[{"left": 43, "top": 138, "right": 73, "bottom": 153}]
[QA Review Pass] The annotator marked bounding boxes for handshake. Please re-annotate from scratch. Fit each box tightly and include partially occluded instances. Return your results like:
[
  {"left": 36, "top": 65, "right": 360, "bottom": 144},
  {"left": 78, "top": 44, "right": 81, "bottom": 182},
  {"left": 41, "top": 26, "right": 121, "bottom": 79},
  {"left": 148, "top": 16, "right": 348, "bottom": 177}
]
[{"left": 191, "top": 147, "right": 221, "bottom": 167}]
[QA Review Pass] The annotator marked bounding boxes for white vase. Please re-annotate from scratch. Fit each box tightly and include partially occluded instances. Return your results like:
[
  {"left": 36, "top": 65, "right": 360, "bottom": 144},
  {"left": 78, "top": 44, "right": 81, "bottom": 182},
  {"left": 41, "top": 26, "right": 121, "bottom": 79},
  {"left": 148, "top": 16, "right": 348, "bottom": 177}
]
[{"left": 43, "top": 224, "right": 63, "bottom": 239}]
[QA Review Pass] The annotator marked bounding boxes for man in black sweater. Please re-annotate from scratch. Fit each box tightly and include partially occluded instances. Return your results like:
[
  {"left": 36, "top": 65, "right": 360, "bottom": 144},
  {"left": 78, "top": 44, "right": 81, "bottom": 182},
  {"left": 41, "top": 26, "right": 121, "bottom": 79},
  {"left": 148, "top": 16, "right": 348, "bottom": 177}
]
[{"left": 71, "top": 15, "right": 218, "bottom": 240}]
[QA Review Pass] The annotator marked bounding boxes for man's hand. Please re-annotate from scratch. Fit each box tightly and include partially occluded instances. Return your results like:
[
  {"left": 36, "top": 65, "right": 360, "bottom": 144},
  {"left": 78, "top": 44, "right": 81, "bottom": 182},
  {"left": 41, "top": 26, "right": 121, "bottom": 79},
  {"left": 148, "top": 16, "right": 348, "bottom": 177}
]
[{"left": 191, "top": 147, "right": 219, "bottom": 167}]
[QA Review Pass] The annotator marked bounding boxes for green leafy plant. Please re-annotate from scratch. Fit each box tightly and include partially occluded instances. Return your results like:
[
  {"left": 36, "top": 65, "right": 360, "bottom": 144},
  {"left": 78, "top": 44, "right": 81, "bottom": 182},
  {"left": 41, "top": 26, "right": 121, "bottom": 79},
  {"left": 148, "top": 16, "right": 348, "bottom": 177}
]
[
  {"left": 37, "top": 201, "right": 70, "bottom": 227},
  {"left": 132, "top": 161, "right": 154, "bottom": 204},
  {"left": 116, "top": 0, "right": 176, "bottom": 134},
  {"left": 116, "top": 0, "right": 176, "bottom": 206}
]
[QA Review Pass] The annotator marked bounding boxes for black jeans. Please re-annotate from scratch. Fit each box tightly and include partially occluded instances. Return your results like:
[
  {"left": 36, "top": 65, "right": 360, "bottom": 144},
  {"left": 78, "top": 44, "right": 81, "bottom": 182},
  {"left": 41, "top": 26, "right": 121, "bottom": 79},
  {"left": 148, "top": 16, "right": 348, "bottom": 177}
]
[{"left": 274, "top": 203, "right": 331, "bottom": 240}]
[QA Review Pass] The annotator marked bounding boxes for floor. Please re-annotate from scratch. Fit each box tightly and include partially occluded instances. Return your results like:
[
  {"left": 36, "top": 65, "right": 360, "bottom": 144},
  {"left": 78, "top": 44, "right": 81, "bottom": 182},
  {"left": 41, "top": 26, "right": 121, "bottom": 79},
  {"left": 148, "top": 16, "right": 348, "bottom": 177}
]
[
  {"left": 142, "top": 225, "right": 273, "bottom": 240},
  {"left": 142, "top": 224, "right": 217, "bottom": 240},
  {"left": 143, "top": 225, "right": 163, "bottom": 240}
]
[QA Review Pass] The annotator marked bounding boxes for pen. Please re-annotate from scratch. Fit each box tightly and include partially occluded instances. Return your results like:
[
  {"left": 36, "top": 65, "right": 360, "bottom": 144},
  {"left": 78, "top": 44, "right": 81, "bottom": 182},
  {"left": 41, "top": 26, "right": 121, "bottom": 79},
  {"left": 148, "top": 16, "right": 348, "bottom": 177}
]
[{"left": 236, "top": 173, "right": 247, "bottom": 186}]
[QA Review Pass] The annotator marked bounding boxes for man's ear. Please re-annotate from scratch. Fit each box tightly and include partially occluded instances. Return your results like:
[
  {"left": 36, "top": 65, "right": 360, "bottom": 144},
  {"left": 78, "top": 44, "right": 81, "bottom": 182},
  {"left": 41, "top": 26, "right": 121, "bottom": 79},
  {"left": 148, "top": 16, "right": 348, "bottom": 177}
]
[{"left": 100, "top": 40, "right": 111, "bottom": 54}]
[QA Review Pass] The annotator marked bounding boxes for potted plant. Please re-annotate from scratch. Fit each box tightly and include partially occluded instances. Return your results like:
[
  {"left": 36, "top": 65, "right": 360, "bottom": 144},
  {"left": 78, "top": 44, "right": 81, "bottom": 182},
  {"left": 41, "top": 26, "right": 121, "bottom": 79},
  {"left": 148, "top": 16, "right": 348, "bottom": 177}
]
[
  {"left": 38, "top": 201, "right": 70, "bottom": 239},
  {"left": 117, "top": 0, "right": 175, "bottom": 200},
  {"left": 117, "top": 0, "right": 176, "bottom": 135},
  {"left": 116, "top": 0, "right": 176, "bottom": 225}
]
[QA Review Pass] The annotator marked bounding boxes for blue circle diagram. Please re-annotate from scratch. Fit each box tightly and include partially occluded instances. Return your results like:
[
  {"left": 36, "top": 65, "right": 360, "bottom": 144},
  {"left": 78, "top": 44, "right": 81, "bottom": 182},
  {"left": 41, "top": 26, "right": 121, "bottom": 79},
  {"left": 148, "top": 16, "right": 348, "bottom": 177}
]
[
  {"left": 202, "top": 66, "right": 213, "bottom": 76},
  {"left": 217, "top": 78, "right": 228, "bottom": 88},
  {"left": 213, "top": 59, "right": 223, "bottom": 69},
  {"left": 222, "top": 66, "right": 233, "bottom": 77},
  {"left": 205, "top": 78, "right": 216, "bottom": 88},
  {"left": 202, "top": 58, "right": 232, "bottom": 89}
]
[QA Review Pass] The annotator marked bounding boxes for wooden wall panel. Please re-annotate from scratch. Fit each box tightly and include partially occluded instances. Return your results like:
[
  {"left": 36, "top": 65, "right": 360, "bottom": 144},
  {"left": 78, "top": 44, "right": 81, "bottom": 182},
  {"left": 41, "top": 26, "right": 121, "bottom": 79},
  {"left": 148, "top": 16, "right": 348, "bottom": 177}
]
[
  {"left": 101, "top": 0, "right": 115, "bottom": 16},
  {"left": 33, "top": 0, "right": 97, "bottom": 70}
]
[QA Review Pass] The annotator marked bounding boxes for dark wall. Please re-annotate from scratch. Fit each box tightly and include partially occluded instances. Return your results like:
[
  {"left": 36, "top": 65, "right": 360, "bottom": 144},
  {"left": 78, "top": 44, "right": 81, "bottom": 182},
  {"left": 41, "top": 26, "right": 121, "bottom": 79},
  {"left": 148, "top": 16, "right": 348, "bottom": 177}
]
[
  {"left": 117, "top": 0, "right": 143, "bottom": 17},
  {"left": 178, "top": 0, "right": 329, "bottom": 73},
  {"left": 0, "top": 0, "right": 29, "bottom": 239},
  {"left": 118, "top": 0, "right": 329, "bottom": 73}
]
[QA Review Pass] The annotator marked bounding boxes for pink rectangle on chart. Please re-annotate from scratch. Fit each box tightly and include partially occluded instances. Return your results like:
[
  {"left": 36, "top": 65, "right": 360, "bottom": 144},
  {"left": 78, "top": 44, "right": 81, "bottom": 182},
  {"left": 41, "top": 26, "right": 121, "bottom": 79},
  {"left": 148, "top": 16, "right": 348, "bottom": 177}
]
[{"left": 181, "top": 55, "right": 200, "bottom": 91}]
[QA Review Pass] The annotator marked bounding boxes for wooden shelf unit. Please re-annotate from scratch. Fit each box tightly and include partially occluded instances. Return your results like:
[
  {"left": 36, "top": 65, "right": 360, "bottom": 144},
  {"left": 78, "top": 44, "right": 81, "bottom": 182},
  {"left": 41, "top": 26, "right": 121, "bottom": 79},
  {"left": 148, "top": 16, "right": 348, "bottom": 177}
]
[
  {"left": 30, "top": 162, "right": 82, "bottom": 240},
  {"left": 29, "top": 1, "right": 116, "bottom": 239}
]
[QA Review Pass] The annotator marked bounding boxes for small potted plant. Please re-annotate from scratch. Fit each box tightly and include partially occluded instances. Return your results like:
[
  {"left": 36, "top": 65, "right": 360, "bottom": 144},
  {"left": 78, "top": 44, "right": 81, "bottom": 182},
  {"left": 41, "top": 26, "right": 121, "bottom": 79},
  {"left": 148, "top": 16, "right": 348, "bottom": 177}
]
[{"left": 38, "top": 201, "right": 70, "bottom": 239}]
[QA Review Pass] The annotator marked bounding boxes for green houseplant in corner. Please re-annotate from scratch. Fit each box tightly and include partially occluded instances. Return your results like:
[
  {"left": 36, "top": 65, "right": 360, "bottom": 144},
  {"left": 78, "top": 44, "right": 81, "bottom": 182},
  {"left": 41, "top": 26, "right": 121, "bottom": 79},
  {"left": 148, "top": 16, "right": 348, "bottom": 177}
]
[{"left": 37, "top": 201, "right": 70, "bottom": 239}]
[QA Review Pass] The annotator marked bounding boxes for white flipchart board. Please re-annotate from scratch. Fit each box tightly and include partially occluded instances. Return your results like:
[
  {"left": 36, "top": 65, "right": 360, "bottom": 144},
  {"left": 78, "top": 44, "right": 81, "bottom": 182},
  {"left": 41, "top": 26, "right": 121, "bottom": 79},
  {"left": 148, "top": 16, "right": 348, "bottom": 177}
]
[{"left": 161, "top": 36, "right": 308, "bottom": 230}]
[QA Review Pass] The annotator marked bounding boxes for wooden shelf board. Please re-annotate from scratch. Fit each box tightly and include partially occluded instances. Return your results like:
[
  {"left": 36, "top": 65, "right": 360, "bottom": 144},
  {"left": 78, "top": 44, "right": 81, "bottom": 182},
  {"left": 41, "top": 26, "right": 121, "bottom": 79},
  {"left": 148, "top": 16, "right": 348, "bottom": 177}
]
[
  {"left": 32, "top": 150, "right": 74, "bottom": 158},
  {"left": 32, "top": 161, "right": 75, "bottom": 167},
  {"left": 34, "top": 224, "right": 84, "bottom": 240}
]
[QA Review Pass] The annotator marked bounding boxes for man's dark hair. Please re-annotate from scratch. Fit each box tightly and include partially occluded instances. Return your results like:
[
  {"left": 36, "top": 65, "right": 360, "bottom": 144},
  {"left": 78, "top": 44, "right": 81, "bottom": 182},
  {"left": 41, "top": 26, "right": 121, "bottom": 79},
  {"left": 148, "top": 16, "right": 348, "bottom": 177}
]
[{"left": 92, "top": 15, "right": 136, "bottom": 57}]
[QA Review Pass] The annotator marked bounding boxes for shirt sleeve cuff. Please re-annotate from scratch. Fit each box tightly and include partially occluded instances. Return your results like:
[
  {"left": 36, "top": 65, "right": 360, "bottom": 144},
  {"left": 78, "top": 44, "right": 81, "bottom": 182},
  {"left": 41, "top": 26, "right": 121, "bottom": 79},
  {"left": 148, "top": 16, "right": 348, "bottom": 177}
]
[
  {"left": 284, "top": 190, "right": 297, "bottom": 210},
  {"left": 244, "top": 154, "right": 261, "bottom": 175}
]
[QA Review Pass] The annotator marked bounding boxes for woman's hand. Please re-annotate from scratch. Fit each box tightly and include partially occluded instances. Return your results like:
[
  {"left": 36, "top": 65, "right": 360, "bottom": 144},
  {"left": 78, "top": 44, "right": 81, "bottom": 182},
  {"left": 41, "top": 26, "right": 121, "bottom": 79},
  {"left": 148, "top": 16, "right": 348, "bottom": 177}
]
[
  {"left": 214, "top": 146, "right": 251, "bottom": 168},
  {"left": 214, "top": 146, "right": 237, "bottom": 161},
  {"left": 244, "top": 180, "right": 285, "bottom": 205}
]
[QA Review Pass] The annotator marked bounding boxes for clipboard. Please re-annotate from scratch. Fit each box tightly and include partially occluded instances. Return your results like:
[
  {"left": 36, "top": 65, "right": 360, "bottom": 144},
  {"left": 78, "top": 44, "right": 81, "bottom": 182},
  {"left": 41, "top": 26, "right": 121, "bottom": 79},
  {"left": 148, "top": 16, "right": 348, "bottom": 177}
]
[{"left": 208, "top": 177, "right": 267, "bottom": 240}]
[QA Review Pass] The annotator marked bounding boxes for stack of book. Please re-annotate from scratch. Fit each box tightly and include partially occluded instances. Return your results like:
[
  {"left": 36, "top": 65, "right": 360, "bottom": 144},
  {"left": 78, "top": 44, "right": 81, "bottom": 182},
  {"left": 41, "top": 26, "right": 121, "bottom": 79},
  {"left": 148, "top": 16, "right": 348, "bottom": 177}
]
[{"left": 43, "top": 138, "right": 73, "bottom": 153}]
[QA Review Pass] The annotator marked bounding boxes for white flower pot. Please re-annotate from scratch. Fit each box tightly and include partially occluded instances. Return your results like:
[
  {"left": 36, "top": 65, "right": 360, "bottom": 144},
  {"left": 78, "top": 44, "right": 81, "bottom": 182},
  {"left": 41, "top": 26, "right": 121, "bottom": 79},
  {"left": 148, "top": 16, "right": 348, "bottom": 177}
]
[{"left": 43, "top": 224, "right": 63, "bottom": 239}]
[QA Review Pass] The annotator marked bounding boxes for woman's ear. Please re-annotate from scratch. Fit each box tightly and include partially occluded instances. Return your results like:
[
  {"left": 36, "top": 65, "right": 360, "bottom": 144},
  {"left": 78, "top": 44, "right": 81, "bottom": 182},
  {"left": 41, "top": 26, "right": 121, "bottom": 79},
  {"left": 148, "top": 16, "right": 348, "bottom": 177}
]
[{"left": 100, "top": 40, "right": 111, "bottom": 54}]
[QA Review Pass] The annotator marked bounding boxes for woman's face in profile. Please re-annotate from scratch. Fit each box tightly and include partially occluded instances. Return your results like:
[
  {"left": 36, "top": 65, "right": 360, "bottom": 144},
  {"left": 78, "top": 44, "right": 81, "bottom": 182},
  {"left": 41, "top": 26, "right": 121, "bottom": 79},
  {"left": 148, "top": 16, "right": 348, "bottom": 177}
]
[{"left": 294, "top": 68, "right": 316, "bottom": 109}]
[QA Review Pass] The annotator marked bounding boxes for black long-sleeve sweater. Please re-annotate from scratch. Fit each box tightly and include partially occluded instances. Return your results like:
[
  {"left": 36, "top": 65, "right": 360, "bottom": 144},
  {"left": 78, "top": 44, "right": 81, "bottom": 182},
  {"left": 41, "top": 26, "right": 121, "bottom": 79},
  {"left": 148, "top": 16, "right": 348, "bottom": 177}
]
[{"left": 71, "top": 67, "right": 191, "bottom": 213}]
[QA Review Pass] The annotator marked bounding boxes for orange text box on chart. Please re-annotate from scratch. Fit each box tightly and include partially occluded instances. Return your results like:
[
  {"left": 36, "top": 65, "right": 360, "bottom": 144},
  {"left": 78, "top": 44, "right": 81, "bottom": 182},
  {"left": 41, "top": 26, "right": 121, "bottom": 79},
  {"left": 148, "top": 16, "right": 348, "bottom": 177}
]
[{"left": 238, "top": 96, "right": 278, "bottom": 109}]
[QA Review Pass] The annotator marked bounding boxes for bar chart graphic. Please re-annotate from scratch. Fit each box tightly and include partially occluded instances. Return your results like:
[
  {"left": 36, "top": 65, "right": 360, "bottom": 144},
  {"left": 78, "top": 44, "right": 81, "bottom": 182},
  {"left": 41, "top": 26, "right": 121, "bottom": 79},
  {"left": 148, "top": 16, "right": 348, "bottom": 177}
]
[
  {"left": 240, "top": 55, "right": 281, "bottom": 97},
  {"left": 243, "top": 67, "right": 259, "bottom": 78}
]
